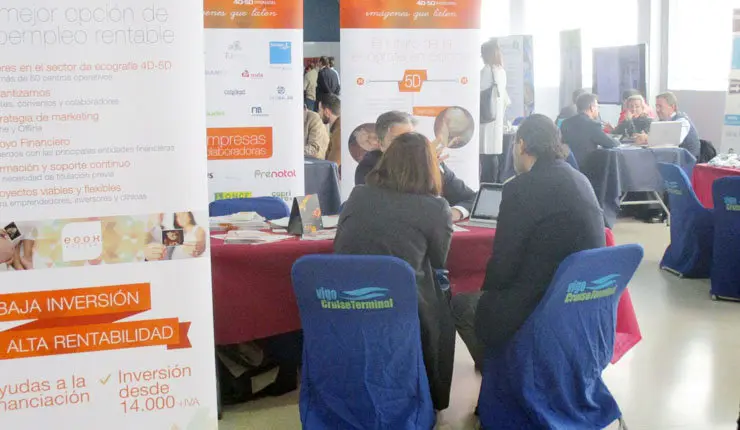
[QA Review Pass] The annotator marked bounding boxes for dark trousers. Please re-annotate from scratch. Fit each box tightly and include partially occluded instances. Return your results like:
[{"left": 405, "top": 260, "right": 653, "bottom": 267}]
[
  {"left": 480, "top": 154, "right": 502, "bottom": 184},
  {"left": 450, "top": 292, "right": 485, "bottom": 368},
  {"left": 304, "top": 98, "right": 316, "bottom": 112}
]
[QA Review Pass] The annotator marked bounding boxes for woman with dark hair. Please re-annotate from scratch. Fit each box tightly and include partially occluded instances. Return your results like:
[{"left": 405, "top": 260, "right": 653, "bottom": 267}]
[
  {"left": 172, "top": 212, "right": 206, "bottom": 259},
  {"left": 335, "top": 132, "right": 455, "bottom": 411},
  {"left": 479, "top": 38, "right": 511, "bottom": 183}
]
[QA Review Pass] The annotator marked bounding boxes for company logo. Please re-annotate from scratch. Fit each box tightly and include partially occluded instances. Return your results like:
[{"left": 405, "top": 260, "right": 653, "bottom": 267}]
[
  {"left": 224, "top": 89, "right": 246, "bottom": 96},
  {"left": 61, "top": 221, "right": 103, "bottom": 262},
  {"left": 207, "top": 127, "right": 273, "bottom": 160},
  {"left": 234, "top": 0, "right": 277, "bottom": 4},
  {"left": 207, "top": 110, "right": 226, "bottom": 117},
  {"left": 271, "top": 191, "right": 292, "bottom": 201},
  {"left": 664, "top": 180, "right": 682, "bottom": 195},
  {"left": 225, "top": 41, "right": 246, "bottom": 60},
  {"left": 269, "top": 42, "right": 292, "bottom": 65},
  {"left": 250, "top": 106, "right": 268, "bottom": 117},
  {"left": 270, "top": 86, "right": 294, "bottom": 102},
  {"left": 254, "top": 169, "right": 296, "bottom": 179},
  {"left": 206, "top": 69, "right": 226, "bottom": 77},
  {"left": 724, "top": 196, "right": 740, "bottom": 211},
  {"left": 241, "top": 69, "right": 264, "bottom": 79},
  {"left": 214, "top": 191, "right": 253, "bottom": 200},
  {"left": 564, "top": 274, "right": 620, "bottom": 303},
  {"left": 316, "top": 287, "right": 394, "bottom": 310}
]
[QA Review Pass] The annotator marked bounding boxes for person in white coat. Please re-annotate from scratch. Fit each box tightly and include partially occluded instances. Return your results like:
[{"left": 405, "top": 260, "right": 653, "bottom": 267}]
[{"left": 479, "top": 38, "right": 510, "bottom": 183}]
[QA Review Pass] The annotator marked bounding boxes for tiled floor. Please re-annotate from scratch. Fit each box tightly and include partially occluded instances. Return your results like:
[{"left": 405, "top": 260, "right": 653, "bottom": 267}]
[{"left": 219, "top": 220, "right": 740, "bottom": 429}]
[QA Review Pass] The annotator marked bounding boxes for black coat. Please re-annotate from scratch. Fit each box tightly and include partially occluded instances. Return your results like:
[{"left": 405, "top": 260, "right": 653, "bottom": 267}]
[
  {"left": 355, "top": 150, "right": 476, "bottom": 213},
  {"left": 317, "top": 67, "right": 340, "bottom": 99},
  {"left": 561, "top": 113, "right": 619, "bottom": 169},
  {"left": 334, "top": 185, "right": 456, "bottom": 410},
  {"left": 474, "top": 159, "right": 606, "bottom": 352}
]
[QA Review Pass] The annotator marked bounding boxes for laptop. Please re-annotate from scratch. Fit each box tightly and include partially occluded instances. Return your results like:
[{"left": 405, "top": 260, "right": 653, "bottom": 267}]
[
  {"left": 647, "top": 121, "right": 683, "bottom": 148},
  {"left": 459, "top": 183, "right": 503, "bottom": 229}
]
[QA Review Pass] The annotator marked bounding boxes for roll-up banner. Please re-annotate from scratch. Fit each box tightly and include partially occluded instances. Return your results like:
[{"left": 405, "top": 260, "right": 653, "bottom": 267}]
[
  {"left": 499, "top": 35, "right": 534, "bottom": 122},
  {"left": 205, "top": 0, "right": 305, "bottom": 203},
  {"left": 0, "top": 1, "right": 218, "bottom": 429},
  {"left": 722, "top": 8, "right": 740, "bottom": 153},
  {"left": 339, "top": 0, "right": 482, "bottom": 198}
]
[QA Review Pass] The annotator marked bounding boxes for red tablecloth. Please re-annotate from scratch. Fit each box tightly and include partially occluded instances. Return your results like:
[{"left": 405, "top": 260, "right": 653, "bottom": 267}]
[
  {"left": 211, "top": 227, "right": 641, "bottom": 363},
  {"left": 692, "top": 164, "right": 740, "bottom": 208}
]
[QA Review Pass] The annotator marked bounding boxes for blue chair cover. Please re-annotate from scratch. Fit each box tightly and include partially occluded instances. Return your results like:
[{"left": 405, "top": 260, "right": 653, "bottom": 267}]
[
  {"left": 478, "top": 245, "right": 644, "bottom": 430},
  {"left": 208, "top": 197, "right": 290, "bottom": 220},
  {"left": 711, "top": 177, "right": 740, "bottom": 300},
  {"left": 291, "top": 255, "right": 435, "bottom": 430},
  {"left": 657, "top": 163, "right": 713, "bottom": 278}
]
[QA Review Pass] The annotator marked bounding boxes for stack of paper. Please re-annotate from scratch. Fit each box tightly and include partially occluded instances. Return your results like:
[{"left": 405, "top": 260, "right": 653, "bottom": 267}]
[
  {"left": 210, "top": 212, "right": 269, "bottom": 231},
  {"left": 224, "top": 230, "right": 293, "bottom": 245},
  {"left": 301, "top": 230, "right": 337, "bottom": 241}
]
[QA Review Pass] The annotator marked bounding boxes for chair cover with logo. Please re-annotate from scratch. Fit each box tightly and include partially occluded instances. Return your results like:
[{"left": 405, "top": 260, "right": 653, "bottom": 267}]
[
  {"left": 478, "top": 245, "right": 644, "bottom": 430},
  {"left": 208, "top": 197, "right": 290, "bottom": 220},
  {"left": 291, "top": 255, "right": 435, "bottom": 430},
  {"left": 711, "top": 177, "right": 740, "bottom": 300},
  {"left": 657, "top": 162, "right": 713, "bottom": 278}
]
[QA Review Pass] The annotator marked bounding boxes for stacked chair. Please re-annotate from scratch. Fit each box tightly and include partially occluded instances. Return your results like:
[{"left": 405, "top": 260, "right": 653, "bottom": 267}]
[{"left": 710, "top": 177, "right": 740, "bottom": 301}]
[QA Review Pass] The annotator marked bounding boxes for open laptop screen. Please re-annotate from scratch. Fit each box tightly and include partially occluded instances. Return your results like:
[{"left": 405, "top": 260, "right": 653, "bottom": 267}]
[{"left": 472, "top": 185, "right": 503, "bottom": 221}]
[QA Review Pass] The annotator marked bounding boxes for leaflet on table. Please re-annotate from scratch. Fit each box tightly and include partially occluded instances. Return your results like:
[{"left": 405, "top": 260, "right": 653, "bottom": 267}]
[
  {"left": 204, "top": 0, "right": 305, "bottom": 203},
  {"left": 0, "top": 1, "right": 217, "bottom": 428},
  {"left": 339, "top": 0, "right": 482, "bottom": 199}
]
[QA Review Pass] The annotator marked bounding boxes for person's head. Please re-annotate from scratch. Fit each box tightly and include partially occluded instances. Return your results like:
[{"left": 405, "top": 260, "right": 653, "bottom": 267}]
[
  {"left": 328, "top": 57, "right": 335, "bottom": 68},
  {"left": 167, "top": 231, "right": 179, "bottom": 241},
  {"left": 481, "top": 38, "right": 503, "bottom": 67},
  {"left": 319, "top": 56, "right": 329, "bottom": 68},
  {"left": 513, "top": 114, "right": 566, "bottom": 174},
  {"left": 576, "top": 92, "right": 600, "bottom": 120},
  {"left": 622, "top": 89, "right": 641, "bottom": 104},
  {"left": 174, "top": 212, "right": 196, "bottom": 229},
  {"left": 366, "top": 132, "right": 442, "bottom": 196},
  {"left": 656, "top": 92, "right": 679, "bottom": 121},
  {"left": 319, "top": 94, "right": 341, "bottom": 124},
  {"left": 375, "top": 111, "right": 417, "bottom": 152},
  {"left": 625, "top": 94, "right": 646, "bottom": 117},
  {"left": 572, "top": 88, "right": 587, "bottom": 104}
]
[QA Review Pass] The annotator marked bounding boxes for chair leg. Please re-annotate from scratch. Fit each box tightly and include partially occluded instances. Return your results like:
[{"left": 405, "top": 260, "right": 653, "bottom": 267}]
[{"left": 619, "top": 416, "right": 629, "bottom": 430}]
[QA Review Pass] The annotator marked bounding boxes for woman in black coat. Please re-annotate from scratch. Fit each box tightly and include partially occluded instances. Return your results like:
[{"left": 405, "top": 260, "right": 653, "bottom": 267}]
[{"left": 334, "top": 132, "right": 455, "bottom": 410}]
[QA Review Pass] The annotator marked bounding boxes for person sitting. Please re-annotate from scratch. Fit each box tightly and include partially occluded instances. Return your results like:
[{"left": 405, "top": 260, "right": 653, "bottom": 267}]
[
  {"left": 556, "top": 88, "right": 587, "bottom": 125},
  {"left": 635, "top": 91, "right": 700, "bottom": 157},
  {"left": 450, "top": 114, "right": 607, "bottom": 368},
  {"left": 612, "top": 94, "right": 653, "bottom": 138},
  {"left": 304, "top": 104, "right": 329, "bottom": 159},
  {"left": 318, "top": 94, "right": 341, "bottom": 166},
  {"left": 335, "top": 132, "right": 456, "bottom": 411},
  {"left": 617, "top": 89, "right": 655, "bottom": 125},
  {"left": 355, "top": 111, "right": 476, "bottom": 221},
  {"left": 561, "top": 92, "right": 619, "bottom": 168}
]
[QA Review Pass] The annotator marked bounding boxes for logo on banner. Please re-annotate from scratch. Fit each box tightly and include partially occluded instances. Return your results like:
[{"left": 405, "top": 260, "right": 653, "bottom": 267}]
[
  {"left": 250, "top": 106, "right": 268, "bottom": 117},
  {"left": 214, "top": 191, "right": 253, "bottom": 200},
  {"left": 206, "top": 69, "right": 226, "bottom": 77},
  {"left": 254, "top": 169, "right": 297, "bottom": 179},
  {"left": 272, "top": 191, "right": 292, "bottom": 201},
  {"left": 316, "top": 287, "right": 394, "bottom": 311},
  {"left": 224, "top": 89, "right": 246, "bottom": 96},
  {"left": 225, "top": 41, "right": 245, "bottom": 60},
  {"left": 207, "top": 110, "right": 226, "bottom": 117},
  {"left": 61, "top": 221, "right": 103, "bottom": 262},
  {"left": 269, "top": 42, "right": 292, "bottom": 65},
  {"left": 207, "top": 127, "right": 273, "bottom": 160},
  {"left": 241, "top": 70, "right": 264, "bottom": 79},
  {"left": 564, "top": 274, "right": 620, "bottom": 303},
  {"left": 270, "top": 86, "right": 294, "bottom": 102}
]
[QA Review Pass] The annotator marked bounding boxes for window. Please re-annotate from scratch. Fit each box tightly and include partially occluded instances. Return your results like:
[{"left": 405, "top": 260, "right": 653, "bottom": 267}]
[
  {"left": 668, "top": 0, "right": 736, "bottom": 91},
  {"left": 522, "top": 0, "right": 638, "bottom": 88}
]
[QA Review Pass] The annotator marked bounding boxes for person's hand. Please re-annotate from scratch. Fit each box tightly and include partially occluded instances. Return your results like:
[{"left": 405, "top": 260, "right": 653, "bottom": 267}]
[
  {"left": 144, "top": 243, "right": 167, "bottom": 261},
  {"left": 432, "top": 119, "right": 460, "bottom": 163},
  {"left": 193, "top": 240, "right": 206, "bottom": 257},
  {"left": 0, "top": 231, "right": 13, "bottom": 264},
  {"left": 634, "top": 132, "right": 649, "bottom": 146},
  {"left": 436, "top": 142, "right": 450, "bottom": 163},
  {"left": 603, "top": 122, "right": 614, "bottom": 133},
  {"left": 451, "top": 208, "right": 465, "bottom": 222}
]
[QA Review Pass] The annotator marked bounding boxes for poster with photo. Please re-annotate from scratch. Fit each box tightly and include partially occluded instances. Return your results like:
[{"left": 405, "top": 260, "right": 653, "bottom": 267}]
[
  {"left": 722, "top": 8, "right": 740, "bottom": 153},
  {"left": 204, "top": 0, "right": 305, "bottom": 203},
  {"left": 339, "top": 0, "right": 482, "bottom": 198},
  {"left": 0, "top": 1, "right": 217, "bottom": 428},
  {"left": 499, "top": 35, "right": 535, "bottom": 122}
]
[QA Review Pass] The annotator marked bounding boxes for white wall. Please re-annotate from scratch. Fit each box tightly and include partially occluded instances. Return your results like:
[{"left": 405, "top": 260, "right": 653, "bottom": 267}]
[{"left": 670, "top": 90, "right": 727, "bottom": 146}]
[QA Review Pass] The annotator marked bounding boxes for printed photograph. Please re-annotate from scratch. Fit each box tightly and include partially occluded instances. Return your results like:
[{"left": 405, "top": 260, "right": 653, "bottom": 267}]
[
  {"left": 348, "top": 123, "right": 381, "bottom": 162},
  {"left": 434, "top": 107, "right": 475, "bottom": 148},
  {"left": 162, "top": 229, "right": 185, "bottom": 247},
  {"left": 3, "top": 222, "right": 20, "bottom": 241}
]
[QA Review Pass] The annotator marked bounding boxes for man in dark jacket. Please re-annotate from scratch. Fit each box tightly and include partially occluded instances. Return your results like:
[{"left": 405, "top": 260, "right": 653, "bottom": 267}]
[
  {"left": 561, "top": 93, "right": 620, "bottom": 169},
  {"left": 555, "top": 88, "right": 586, "bottom": 125},
  {"left": 451, "top": 114, "right": 606, "bottom": 367},
  {"left": 316, "top": 56, "right": 340, "bottom": 101},
  {"left": 355, "top": 111, "right": 476, "bottom": 220}
]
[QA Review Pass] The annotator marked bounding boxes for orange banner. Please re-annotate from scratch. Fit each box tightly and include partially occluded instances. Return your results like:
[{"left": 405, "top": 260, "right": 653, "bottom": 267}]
[
  {"left": 413, "top": 106, "right": 448, "bottom": 117},
  {"left": 204, "top": 0, "right": 303, "bottom": 29},
  {"left": 207, "top": 127, "right": 273, "bottom": 160},
  {"left": 341, "top": 0, "right": 480, "bottom": 29},
  {"left": 0, "top": 284, "right": 191, "bottom": 360}
]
